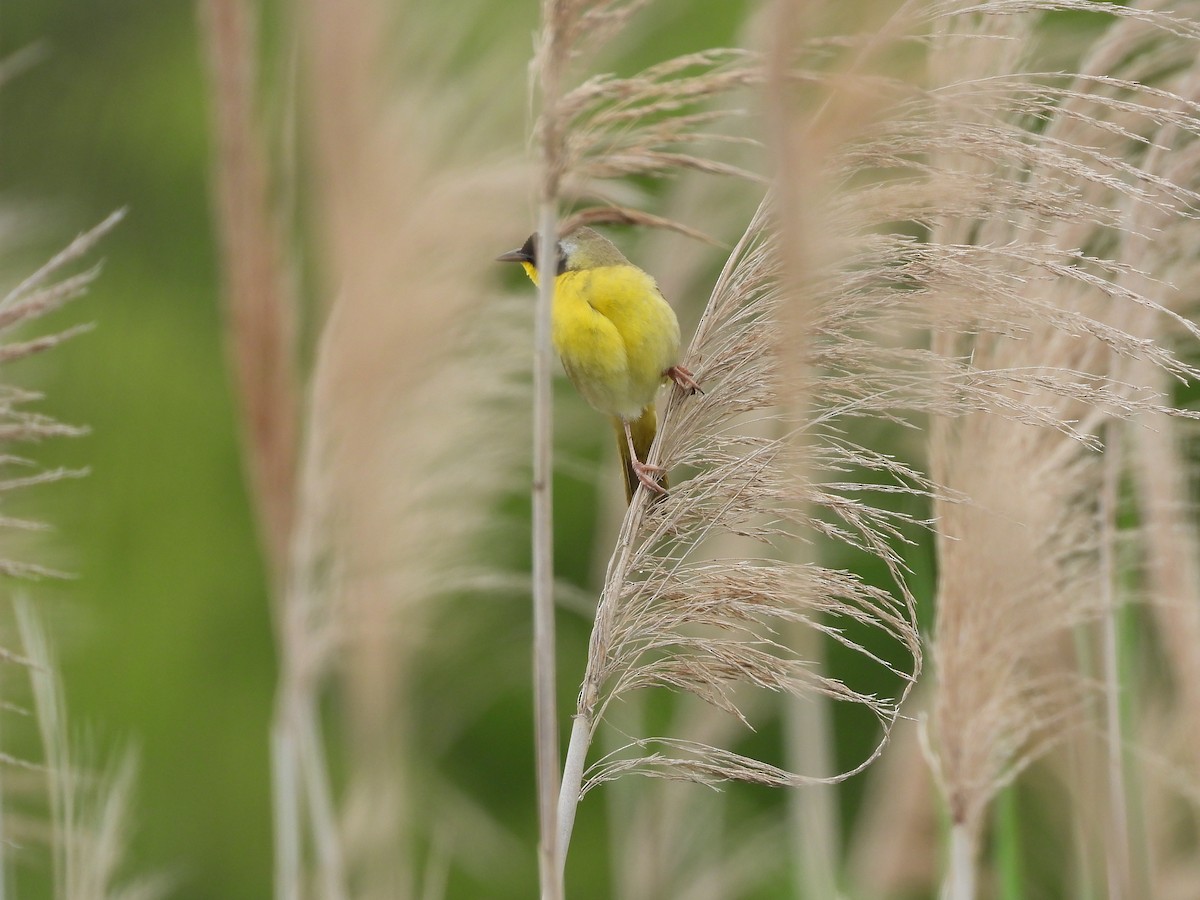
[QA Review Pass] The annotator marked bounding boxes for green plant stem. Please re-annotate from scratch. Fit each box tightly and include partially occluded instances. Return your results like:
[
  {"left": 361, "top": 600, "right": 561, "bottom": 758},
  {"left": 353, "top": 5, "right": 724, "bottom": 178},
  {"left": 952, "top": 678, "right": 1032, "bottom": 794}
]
[{"left": 994, "top": 785, "right": 1022, "bottom": 900}]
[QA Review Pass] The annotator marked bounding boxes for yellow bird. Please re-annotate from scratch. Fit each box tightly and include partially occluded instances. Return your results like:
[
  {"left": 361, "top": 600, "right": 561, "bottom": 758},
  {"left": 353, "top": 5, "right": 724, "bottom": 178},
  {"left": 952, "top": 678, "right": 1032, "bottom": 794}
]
[{"left": 498, "top": 227, "right": 700, "bottom": 501}]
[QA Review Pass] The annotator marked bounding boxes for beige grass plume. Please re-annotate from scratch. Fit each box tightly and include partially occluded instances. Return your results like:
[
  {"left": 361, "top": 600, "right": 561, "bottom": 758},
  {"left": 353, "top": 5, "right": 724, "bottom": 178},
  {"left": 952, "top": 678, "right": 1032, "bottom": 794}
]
[
  {"left": 909, "top": 4, "right": 1200, "bottom": 895},
  {"left": 203, "top": 0, "right": 531, "bottom": 896},
  {"left": 0, "top": 211, "right": 123, "bottom": 576},
  {"left": 553, "top": 195, "right": 926, "bottom": 872}
]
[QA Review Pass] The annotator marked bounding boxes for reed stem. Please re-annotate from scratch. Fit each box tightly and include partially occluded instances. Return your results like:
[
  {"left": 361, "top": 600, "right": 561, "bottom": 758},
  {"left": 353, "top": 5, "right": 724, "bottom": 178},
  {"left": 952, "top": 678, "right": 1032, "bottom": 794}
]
[
  {"left": 943, "top": 823, "right": 975, "bottom": 900},
  {"left": 1101, "top": 428, "right": 1130, "bottom": 900},
  {"left": 532, "top": 200, "right": 562, "bottom": 900}
]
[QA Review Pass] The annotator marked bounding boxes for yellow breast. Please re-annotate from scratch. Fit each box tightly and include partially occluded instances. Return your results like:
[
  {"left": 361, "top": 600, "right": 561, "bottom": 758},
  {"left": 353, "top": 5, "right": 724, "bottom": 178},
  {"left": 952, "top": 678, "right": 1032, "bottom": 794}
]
[{"left": 551, "top": 265, "right": 681, "bottom": 420}]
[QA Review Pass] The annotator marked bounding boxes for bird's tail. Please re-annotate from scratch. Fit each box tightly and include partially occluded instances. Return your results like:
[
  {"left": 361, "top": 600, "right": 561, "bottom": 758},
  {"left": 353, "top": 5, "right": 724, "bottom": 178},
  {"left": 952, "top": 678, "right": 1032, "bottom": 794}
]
[{"left": 614, "top": 405, "right": 665, "bottom": 503}]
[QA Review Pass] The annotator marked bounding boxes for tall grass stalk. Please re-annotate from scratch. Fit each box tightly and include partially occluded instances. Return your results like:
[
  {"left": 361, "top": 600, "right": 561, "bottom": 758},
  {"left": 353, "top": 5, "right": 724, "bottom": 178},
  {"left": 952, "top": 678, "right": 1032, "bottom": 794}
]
[
  {"left": 532, "top": 3, "right": 572, "bottom": 895},
  {"left": 1100, "top": 426, "right": 1131, "bottom": 899},
  {"left": 531, "top": 193, "right": 560, "bottom": 900},
  {"left": 943, "top": 824, "right": 975, "bottom": 900}
]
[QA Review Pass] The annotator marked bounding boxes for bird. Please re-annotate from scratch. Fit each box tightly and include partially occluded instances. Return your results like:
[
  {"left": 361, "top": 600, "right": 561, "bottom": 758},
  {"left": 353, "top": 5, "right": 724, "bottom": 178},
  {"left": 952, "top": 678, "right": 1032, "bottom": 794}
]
[{"left": 498, "top": 226, "right": 701, "bottom": 502}]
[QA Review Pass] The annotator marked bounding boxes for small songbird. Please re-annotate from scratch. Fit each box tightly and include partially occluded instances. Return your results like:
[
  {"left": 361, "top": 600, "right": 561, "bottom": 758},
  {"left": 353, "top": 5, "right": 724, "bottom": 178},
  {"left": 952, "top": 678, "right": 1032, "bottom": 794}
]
[{"left": 498, "top": 227, "right": 700, "bottom": 501}]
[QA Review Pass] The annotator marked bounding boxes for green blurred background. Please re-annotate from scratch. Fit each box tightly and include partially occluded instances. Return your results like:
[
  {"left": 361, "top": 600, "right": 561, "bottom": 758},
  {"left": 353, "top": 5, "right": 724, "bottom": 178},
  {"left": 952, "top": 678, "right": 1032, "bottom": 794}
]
[{"left": 0, "top": 2, "right": 273, "bottom": 896}]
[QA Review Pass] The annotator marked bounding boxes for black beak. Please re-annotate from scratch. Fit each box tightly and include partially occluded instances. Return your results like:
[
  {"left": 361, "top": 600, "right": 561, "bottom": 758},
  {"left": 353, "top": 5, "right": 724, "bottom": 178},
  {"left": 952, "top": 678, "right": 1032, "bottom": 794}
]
[{"left": 496, "top": 248, "right": 532, "bottom": 263}]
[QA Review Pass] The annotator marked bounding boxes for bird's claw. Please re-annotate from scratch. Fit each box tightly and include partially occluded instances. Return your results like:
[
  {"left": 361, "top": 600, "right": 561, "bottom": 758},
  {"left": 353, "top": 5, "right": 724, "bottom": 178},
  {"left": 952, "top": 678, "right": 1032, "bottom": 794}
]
[
  {"left": 666, "top": 365, "right": 703, "bottom": 396},
  {"left": 633, "top": 460, "right": 668, "bottom": 495}
]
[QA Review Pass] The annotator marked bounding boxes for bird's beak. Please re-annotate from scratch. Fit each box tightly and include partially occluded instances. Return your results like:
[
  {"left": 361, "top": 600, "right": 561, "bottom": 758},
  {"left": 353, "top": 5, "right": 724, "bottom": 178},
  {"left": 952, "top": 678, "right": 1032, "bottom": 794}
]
[{"left": 496, "top": 248, "right": 531, "bottom": 263}]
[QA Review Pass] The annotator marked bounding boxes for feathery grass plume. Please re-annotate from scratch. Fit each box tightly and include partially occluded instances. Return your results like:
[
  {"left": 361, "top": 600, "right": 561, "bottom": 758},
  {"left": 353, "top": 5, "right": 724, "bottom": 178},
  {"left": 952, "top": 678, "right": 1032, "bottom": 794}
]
[
  {"left": 0, "top": 206, "right": 125, "bottom": 897},
  {"left": 203, "top": 0, "right": 532, "bottom": 896},
  {"left": 915, "top": 3, "right": 1200, "bottom": 895},
  {"left": 0, "top": 211, "right": 123, "bottom": 577},
  {"left": 554, "top": 192, "right": 926, "bottom": 872},
  {"left": 592, "top": 160, "right": 778, "bottom": 898},
  {"left": 14, "top": 599, "right": 163, "bottom": 900}
]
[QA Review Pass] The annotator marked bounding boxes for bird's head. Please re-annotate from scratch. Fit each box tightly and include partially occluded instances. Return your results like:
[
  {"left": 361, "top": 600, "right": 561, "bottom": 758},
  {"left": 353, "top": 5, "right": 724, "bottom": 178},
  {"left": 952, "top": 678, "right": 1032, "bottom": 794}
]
[{"left": 497, "top": 227, "right": 630, "bottom": 285}]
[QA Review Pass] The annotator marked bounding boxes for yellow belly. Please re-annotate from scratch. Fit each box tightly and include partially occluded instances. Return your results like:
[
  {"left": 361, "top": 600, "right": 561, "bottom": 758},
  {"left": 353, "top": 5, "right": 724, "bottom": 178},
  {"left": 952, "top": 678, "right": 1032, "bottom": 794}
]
[{"left": 551, "top": 266, "right": 681, "bottom": 420}]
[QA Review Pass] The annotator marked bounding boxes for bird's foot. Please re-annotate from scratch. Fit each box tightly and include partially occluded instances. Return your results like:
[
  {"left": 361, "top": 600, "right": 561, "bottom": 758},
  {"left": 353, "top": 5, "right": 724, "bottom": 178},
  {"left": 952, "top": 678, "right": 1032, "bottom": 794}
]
[
  {"left": 633, "top": 459, "right": 669, "bottom": 495},
  {"left": 666, "top": 365, "right": 703, "bottom": 395}
]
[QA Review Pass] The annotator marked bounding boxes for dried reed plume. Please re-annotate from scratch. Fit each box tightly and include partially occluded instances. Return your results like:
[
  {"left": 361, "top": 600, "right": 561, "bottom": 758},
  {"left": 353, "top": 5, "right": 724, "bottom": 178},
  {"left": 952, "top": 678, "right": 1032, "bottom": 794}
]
[
  {"left": 553, "top": 196, "right": 926, "bottom": 875},
  {"left": 204, "top": 0, "right": 530, "bottom": 896},
  {"left": 0, "top": 212, "right": 123, "bottom": 579},
  {"left": 910, "top": 4, "right": 1200, "bottom": 895}
]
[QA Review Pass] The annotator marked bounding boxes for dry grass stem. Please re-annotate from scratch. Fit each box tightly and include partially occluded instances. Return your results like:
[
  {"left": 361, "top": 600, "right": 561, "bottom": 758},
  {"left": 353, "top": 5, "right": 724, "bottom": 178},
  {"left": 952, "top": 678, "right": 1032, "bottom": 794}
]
[{"left": 533, "top": 3, "right": 574, "bottom": 895}]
